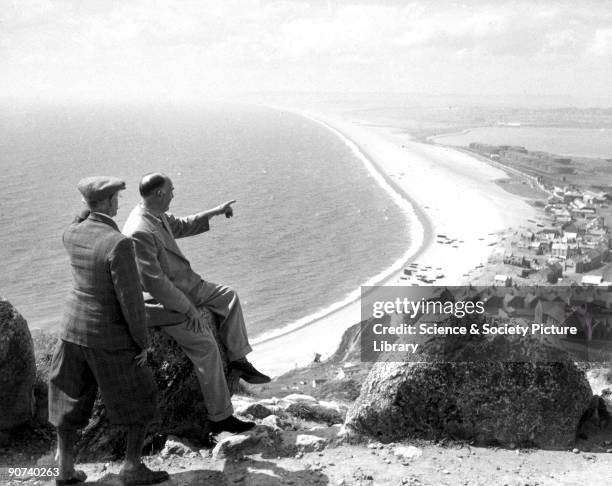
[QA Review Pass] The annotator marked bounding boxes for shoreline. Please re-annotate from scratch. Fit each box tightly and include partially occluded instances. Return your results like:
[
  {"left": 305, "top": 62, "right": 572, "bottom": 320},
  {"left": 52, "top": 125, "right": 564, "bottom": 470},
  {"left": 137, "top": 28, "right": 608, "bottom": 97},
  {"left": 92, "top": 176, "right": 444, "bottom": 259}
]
[
  {"left": 249, "top": 113, "right": 432, "bottom": 346},
  {"left": 250, "top": 109, "right": 539, "bottom": 377}
]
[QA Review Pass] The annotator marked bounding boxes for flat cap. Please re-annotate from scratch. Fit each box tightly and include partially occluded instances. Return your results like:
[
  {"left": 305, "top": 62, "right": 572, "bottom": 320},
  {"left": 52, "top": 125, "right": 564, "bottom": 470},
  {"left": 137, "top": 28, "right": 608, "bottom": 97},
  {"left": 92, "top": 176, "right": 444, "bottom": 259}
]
[{"left": 77, "top": 176, "right": 126, "bottom": 202}]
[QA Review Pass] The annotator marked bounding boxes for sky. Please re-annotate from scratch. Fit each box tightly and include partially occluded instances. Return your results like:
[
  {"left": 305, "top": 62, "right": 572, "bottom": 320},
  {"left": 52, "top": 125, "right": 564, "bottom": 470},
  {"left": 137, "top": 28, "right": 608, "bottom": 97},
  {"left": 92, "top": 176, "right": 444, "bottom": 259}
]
[{"left": 2, "top": 0, "right": 612, "bottom": 105}]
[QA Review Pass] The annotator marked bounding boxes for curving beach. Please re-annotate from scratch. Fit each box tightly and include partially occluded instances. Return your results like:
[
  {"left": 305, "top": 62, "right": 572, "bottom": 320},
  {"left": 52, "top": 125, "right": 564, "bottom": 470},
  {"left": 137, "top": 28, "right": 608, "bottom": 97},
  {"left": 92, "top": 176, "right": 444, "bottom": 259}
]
[{"left": 250, "top": 111, "right": 539, "bottom": 377}]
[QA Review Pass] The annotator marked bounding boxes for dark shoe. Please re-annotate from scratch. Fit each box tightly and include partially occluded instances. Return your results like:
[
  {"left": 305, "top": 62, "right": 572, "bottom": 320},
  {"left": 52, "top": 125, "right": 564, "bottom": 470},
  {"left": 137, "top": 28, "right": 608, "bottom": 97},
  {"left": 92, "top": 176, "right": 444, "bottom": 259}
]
[
  {"left": 210, "top": 415, "right": 255, "bottom": 434},
  {"left": 119, "top": 463, "right": 169, "bottom": 486},
  {"left": 229, "top": 357, "right": 271, "bottom": 384},
  {"left": 56, "top": 469, "right": 87, "bottom": 485}
]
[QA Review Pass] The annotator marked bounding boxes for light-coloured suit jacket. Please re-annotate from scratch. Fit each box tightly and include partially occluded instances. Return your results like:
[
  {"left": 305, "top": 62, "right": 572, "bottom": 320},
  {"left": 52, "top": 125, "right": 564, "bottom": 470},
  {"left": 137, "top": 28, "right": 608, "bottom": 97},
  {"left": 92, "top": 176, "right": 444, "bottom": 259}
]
[
  {"left": 62, "top": 211, "right": 149, "bottom": 350},
  {"left": 122, "top": 204, "right": 210, "bottom": 314}
]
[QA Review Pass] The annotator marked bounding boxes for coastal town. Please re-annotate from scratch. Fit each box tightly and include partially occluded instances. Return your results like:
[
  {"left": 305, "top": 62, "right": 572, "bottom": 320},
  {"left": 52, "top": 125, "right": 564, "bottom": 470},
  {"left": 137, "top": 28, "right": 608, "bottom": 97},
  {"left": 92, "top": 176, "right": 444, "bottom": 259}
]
[
  {"left": 466, "top": 142, "right": 612, "bottom": 288},
  {"left": 451, "top": 142, "right": 612, "bottom": 349},
  {"left": 398, "top": 146, "right": 612, "bottom": 289},
  {"left": 393, "top": 140, "right": 612, "bottom": 351}
]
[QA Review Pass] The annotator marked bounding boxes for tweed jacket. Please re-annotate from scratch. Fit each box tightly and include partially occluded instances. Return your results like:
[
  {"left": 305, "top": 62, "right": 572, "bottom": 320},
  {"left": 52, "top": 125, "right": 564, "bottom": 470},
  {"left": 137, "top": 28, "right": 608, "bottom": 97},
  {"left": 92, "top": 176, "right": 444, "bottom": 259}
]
[
  {"left": 60, "top": 212, "right": 149, "bottom": 351},
  {"left": 122, "top": 204, "right": 210, "bottom": 315}
]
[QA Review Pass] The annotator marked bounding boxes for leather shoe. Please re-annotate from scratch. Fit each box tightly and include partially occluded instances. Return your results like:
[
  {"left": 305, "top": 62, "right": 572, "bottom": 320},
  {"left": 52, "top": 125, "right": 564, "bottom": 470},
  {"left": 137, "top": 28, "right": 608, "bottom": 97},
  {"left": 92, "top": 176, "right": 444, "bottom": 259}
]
[
  {"left": 229, "top": 358, "right": 271, "bottom": 384},
  {"left": 210, "top": 415, "right": 255, "bottom": 434},
  {"left": 55, "top": 469, "right": 87, "bottom": 485},
  {"left": 119, "top": 463, "right": 169, "bottom": 486}
]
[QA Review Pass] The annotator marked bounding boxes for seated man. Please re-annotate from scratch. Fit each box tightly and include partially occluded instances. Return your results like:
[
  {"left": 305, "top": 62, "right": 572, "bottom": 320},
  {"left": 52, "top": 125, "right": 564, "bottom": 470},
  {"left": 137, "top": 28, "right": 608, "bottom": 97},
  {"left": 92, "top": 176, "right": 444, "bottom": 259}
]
[{"left": 123, "top": 172, "right": 270, "bottom": 434}]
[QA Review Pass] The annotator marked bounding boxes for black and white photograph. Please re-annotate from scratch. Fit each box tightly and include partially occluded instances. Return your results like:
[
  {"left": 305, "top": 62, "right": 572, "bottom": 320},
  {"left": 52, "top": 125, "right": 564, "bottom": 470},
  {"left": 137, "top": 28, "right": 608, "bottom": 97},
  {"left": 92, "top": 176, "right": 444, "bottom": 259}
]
[{"left": 1, "top": 1, "right": 612, "bottom": 484}]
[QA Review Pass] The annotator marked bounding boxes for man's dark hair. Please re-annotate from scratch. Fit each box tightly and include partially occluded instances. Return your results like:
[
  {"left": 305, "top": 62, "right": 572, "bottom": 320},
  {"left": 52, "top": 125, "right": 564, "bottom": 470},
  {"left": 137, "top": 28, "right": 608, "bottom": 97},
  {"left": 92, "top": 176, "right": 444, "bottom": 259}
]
[{"left": 140, "top": 173, "right": 168, "bottom": 197}]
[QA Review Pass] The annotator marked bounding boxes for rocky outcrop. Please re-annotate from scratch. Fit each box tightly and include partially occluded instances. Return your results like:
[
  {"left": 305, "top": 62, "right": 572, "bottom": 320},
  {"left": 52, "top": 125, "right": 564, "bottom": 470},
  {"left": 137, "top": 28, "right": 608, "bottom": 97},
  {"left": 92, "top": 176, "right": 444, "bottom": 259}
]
[
  {"left": 75, "top": 308, "right": 242, "bottom": 461},
  {"left": 124, "top": 393, "right": 346, "bottom": 460},
  {"left": 0, "top": 299, "right": 36, "bottom": 429},
  {"left": 345, "top": 317, "right": 593, "bottom": 448}
]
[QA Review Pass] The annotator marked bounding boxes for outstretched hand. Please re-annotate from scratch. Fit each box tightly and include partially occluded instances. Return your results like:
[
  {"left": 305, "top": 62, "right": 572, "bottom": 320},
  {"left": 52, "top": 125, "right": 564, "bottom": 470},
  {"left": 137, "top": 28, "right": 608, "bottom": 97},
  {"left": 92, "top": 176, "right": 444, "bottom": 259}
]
[{"left": 217, "top": 200, "right": 236, "bottom": 218}]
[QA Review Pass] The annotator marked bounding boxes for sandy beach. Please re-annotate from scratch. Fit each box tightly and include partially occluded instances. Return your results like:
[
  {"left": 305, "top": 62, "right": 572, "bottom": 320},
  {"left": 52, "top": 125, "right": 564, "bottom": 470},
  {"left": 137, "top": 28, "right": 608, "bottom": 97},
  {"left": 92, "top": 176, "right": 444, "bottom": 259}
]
[{"left": 250, "top": 111, "right": 539, "bottom": 377}]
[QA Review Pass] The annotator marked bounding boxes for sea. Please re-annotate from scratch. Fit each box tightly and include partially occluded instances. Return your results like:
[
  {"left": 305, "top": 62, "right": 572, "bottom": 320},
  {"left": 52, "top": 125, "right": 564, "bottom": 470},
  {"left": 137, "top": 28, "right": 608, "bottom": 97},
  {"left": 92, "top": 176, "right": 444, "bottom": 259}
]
[
  {"left": 0, "top": 103, "right": 411, "bottom": 340},
  {"left": 432, "top": 126, "right": 612, "bottom": 159}
]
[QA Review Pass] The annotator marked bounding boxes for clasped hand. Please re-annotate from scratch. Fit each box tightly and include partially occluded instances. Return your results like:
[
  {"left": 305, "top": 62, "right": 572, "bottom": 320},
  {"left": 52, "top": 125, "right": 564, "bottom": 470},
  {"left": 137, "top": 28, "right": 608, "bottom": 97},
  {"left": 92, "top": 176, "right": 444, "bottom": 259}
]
[
  {"left": 134, "top": 349, "right": 148, "bottom": 367},
  {"left": 186, "top": 306, "right": 207, "bottom": 333}
]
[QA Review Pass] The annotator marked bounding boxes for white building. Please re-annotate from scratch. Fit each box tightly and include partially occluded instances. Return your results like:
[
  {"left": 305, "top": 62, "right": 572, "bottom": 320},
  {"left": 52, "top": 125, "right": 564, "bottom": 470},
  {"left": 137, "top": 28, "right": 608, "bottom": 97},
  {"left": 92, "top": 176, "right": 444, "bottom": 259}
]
[{"left": 582, "top": 275, "right": 604, "bottom": 286}]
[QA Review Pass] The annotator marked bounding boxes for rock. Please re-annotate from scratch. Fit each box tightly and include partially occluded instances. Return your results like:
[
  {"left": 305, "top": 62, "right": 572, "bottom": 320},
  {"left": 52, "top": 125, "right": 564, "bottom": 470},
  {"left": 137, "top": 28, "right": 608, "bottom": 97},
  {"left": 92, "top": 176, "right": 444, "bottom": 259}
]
[
  {"left": 284, "top": 394, "right": 318, "bottom": 404},
  {"left": 262, "top": 414, "right": 286, "bottom": 430},
  {"left": 75, "top": 308, "right": 243, "bottom": 461},
  {"left": 393, "top": 446, "right": 423, "bottom": 461},
  {"left": 242, "top": 403, "right": 274, "bottom": 419},
  {"left": 258, "top": 398, "right": 280, "bottom": 406},
  {"left": 586, "top": 367, "right": 612, "bottom": 396},
  {"left": 232, "top": 396, "right": 255, "bottom": 413},
  {"left": 280, "top": 427, "right": 339, "bottom": 454},
  {"left": 285, "top": 402, "right": 345, "bottom": 425},
  {"left": 266, "top": 405, "right": 288, "bottom": 417},
  {"left": 212, "top": 434, "right": 258, "bottom": 459},
  {"left": 212, "top": 426, "right": 277, "bottom": 459},
  {"left": 335, "top": 424, "right": 361, "bottom": 444},
  {"left": 293, "top": 434, "right": 328, "bottom": 452},
  {"left": 345, "top": 324, "right": 592, "bottom": 448},
  {"left": 319, "top": 400, "right": 349, "bottom": 415},
  {"left": 161, "top": 435, "right": 197, "bottom": 457},
  {"left": 234, "top": 399, "right": 286, "bottom": 418},
  {"left": 0, "top": 299, "right": 36, "bottom": 429}
]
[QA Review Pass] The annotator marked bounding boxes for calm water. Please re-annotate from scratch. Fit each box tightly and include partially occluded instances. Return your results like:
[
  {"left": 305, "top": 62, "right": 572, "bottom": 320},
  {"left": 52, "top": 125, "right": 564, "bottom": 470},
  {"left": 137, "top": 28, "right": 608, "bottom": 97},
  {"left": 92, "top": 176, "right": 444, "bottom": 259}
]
[
  {"left": 0, "top": 103, "right": 410, "bottom": 338},
  {"left": 434, "top": 126, "right": 612, "bottom": 159}
]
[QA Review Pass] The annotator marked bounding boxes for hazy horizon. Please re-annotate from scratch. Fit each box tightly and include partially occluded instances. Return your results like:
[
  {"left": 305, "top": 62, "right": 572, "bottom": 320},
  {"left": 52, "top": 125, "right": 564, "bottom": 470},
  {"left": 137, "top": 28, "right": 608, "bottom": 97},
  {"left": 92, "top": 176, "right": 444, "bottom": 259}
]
[{"left": 2, "top": 1, "right": 611, "bottom": 107}]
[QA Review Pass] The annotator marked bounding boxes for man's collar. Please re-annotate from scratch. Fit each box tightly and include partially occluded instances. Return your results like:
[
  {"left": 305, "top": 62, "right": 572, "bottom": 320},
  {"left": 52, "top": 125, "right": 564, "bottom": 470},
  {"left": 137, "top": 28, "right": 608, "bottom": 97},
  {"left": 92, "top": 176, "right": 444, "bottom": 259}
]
[
  {"left": 89, "top": 212, "right": 119, "bottom": 231},
  {"left": 139, "top": 203, "right": 166, "bottom": 224}
]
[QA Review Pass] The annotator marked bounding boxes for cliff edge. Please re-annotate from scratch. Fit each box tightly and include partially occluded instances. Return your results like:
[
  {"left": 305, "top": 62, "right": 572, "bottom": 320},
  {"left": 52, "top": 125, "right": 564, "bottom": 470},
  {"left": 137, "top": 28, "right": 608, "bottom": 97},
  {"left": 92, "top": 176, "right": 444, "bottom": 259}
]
[{"left": 1, "top": 301, "right": 612, "bottom": 485}]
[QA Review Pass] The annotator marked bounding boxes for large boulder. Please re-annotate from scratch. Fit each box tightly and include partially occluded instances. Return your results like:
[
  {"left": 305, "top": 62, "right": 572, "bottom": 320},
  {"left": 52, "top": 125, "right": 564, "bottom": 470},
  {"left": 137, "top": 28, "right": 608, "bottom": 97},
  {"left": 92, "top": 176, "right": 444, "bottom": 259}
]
[
  {"left": 0, "top": 299, "right": 36, "bottom": 429},
  {"left": 75, "top": 307, "right": 241, "bottom": 461},
  {"left": 345, "top": 317, "right": 593, "bottom": 449}
]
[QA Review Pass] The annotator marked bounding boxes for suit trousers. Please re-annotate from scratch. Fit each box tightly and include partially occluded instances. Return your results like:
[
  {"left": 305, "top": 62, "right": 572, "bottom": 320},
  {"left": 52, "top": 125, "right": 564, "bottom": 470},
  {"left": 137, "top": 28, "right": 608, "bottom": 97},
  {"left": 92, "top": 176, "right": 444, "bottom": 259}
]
[{"left": 160, "top": 280, "right": 252, "bottom": 421}]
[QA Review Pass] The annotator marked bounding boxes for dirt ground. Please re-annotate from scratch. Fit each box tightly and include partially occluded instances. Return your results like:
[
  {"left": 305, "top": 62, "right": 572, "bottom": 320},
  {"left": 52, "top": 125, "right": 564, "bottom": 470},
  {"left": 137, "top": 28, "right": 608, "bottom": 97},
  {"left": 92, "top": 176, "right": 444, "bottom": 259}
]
[{"left": 3, "top": 435, "right": 612, "bottom": 486}]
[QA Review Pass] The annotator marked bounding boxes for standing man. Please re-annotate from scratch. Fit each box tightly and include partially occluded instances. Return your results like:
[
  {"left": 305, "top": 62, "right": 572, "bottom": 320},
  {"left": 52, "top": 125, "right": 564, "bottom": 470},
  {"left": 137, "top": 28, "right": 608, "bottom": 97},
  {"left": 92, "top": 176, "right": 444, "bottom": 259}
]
[
  {"left": 122, "top": 172, "right": 270, "bottom": 434},
  {"left": 49, "top": 177, "right": 168, "bottom": 486}
]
